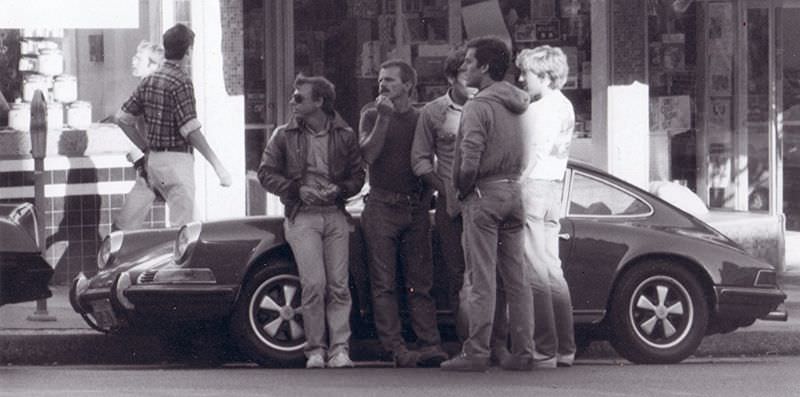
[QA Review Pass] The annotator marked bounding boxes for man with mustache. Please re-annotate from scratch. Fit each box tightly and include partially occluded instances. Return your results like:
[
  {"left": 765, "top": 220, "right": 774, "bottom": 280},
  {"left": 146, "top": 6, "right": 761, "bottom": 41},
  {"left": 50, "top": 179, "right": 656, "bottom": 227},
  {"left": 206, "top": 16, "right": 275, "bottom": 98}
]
[{"left": 359, "top": 59, "right": 448, "bottom": 368}]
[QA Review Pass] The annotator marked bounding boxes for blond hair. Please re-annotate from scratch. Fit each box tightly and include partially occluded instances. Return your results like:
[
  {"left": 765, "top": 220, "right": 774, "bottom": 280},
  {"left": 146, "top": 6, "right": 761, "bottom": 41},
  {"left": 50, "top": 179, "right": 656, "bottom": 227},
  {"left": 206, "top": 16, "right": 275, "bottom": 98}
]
[
  {"left": 516, "top": 45, "right": 568, "bottom": 90},
  {"left": 136, "top": 40, "right": 165, "bottom": 66}
]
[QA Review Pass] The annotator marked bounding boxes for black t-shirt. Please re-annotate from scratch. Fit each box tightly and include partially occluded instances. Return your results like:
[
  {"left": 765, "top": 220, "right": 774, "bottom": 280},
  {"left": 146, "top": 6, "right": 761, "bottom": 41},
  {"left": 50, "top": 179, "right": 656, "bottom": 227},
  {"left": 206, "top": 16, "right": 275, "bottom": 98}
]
[{"left": 360, "top": 106, "right": 422, "bottom": 195}]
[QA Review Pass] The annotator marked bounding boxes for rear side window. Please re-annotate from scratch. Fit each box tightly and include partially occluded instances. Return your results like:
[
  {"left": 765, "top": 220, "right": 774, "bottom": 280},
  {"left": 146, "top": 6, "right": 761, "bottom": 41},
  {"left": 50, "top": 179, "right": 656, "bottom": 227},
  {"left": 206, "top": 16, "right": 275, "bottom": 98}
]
[{"left": 568, "top": 172, "right": 651, "bottom": 217}]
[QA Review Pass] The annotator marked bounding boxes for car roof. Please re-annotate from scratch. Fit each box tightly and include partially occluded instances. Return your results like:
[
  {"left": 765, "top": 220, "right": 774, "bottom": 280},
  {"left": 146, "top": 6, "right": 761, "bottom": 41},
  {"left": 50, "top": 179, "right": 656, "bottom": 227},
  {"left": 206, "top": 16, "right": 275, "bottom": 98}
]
[{"left": 567, "top": 159, "right": 605, "bottom": 174}]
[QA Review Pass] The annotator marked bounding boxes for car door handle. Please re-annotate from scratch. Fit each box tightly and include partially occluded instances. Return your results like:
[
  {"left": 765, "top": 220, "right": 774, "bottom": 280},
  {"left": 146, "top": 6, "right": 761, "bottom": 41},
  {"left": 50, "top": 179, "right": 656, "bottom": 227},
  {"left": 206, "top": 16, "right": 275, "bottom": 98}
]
[{"left": 558, "top": 233, "right": 570, "bottom": 240}]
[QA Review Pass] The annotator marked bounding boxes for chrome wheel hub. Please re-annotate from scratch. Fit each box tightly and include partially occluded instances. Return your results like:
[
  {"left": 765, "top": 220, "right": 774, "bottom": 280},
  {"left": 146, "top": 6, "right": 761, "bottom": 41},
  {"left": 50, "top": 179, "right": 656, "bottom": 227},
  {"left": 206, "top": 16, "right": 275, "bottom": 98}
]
[
  {"left": 248, "top": 274, "right": 305, "bottom": 352},
  {"left": 630, "top": 276, "right": 693, "bottom": 349}
]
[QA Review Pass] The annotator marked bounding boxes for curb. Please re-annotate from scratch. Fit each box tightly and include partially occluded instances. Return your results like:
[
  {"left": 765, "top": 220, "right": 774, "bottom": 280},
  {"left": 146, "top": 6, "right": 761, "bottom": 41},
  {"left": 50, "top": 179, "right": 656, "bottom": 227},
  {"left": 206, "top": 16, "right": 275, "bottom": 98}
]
[{"left": 3, "top": 328, "right": 800, "bottom": 366}]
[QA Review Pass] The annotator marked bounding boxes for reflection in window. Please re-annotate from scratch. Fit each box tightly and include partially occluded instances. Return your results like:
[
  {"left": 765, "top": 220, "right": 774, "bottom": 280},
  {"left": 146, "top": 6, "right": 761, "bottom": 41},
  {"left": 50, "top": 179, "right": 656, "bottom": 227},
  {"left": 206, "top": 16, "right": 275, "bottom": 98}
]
[{"left": 568, "top": 173, "right": 650, "bottom": 216}]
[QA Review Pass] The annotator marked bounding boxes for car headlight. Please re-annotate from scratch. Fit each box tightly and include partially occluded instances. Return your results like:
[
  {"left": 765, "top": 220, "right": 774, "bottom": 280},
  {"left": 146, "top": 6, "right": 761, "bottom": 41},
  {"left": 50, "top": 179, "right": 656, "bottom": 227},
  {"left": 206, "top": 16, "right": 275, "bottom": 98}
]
[
  {"left": 97, "top": 231, "right": 124, "bottom": 270},
  {"left": 754, "top": 269, "right": 778, "bottom": 287},
  {"left": 174, "top": 221, "right": 202, "bottom": 264}
]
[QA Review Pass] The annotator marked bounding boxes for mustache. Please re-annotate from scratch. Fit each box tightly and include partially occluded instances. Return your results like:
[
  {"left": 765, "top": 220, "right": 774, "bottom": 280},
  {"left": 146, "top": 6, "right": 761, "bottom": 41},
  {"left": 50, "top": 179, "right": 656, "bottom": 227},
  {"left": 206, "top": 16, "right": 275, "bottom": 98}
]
[{"left": 379, "top": 88, "right": 389, "bottom": 93}]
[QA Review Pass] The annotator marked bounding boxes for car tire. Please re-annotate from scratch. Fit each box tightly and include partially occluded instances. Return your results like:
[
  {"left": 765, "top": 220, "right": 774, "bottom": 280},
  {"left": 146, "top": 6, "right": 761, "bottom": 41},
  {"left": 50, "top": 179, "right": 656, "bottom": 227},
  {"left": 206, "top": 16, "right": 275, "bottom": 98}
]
[
  {"left": 230, "top": 259, "right": 306, "bottom": 367},
  {"left": 609, "top": 260, "right": 708, "bottom": 364}
]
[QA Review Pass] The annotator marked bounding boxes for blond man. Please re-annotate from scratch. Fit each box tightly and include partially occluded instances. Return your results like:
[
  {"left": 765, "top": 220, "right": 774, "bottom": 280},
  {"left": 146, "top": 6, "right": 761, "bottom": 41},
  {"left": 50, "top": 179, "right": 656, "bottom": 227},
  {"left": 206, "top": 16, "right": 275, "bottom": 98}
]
[{"left": 516, "top": 45, "right": 576, "bottom": 368}]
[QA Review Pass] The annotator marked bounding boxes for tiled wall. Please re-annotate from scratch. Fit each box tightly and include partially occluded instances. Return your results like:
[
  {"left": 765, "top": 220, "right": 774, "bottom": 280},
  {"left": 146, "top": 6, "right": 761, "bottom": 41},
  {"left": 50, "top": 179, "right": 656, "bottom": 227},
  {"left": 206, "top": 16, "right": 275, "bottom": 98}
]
[{"left": 1, "top": 162, "right": 166, "bottom": 284}]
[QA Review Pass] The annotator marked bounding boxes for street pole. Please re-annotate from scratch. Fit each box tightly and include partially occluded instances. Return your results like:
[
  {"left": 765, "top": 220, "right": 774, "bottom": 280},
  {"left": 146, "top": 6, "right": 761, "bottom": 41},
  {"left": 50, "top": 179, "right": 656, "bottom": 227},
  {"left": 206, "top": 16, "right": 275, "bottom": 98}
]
[{"left": 27, "top": 89, "right": 56, "bottom": 322}]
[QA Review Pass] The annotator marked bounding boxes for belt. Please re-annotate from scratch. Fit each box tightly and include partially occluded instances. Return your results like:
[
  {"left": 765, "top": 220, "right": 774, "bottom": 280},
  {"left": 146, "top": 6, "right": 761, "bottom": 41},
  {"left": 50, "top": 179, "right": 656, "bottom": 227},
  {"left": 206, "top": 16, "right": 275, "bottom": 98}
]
[
  {"left": 299, "top": 205, "right": 339, "bottom": 213},
  {"left": 149, "top": 146, "right": 192, "bottom": 153},
  {"left": 475, "top": 176, "right": 519, "bottom": 188},
  {"left": 461, "top": 176, "right": 519, "bottom": 200},
  {"left": 367, "top": 187, "right": 423, "bottom": 206}
]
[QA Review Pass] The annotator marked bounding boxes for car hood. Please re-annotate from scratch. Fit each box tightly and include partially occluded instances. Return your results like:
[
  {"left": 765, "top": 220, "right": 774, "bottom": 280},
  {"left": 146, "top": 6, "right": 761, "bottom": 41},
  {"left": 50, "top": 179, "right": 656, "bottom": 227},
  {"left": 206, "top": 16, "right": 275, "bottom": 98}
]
[{"left": 88, "top": 229, "right": 176, "bottom": 289}]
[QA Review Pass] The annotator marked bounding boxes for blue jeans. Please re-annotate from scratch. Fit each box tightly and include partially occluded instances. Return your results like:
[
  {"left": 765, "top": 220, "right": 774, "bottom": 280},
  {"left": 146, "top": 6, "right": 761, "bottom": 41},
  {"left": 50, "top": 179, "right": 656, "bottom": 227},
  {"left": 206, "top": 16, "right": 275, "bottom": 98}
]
[
  {"left": 460, "top": 180, "right": 533, "bottom": 360},
  {"left": 523, "top": 179, "right": 575, "bottom": 362},
  {"left": 361, "top": 193, "right": 441, "bottom": 353},
  {"left": 284, "top": 209, "right": 352, "bottom": 358},
  {"left": 436, "top": 196, "right": 510, "bottom": 351}
]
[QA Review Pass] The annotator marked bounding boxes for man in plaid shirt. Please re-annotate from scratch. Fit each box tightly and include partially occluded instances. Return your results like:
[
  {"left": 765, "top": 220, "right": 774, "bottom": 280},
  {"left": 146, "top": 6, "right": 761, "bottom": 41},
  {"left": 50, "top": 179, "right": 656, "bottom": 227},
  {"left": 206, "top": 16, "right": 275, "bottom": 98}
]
[{"left": 113, "top": 24, "right": 231, "bottom": 230}]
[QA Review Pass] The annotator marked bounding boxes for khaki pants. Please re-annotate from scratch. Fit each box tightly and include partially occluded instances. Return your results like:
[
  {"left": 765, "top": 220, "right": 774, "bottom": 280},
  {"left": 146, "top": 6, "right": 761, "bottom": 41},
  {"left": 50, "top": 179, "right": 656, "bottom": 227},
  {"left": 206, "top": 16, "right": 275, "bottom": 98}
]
[
  {"left": 523, "top": 179, "right": 576, "bottom": 362},
  {"left": 284, "top": 209, "right": 352, "bottom": 358},
  {"left": 114, "top": 151, "right": 194, "bottom": 230}
]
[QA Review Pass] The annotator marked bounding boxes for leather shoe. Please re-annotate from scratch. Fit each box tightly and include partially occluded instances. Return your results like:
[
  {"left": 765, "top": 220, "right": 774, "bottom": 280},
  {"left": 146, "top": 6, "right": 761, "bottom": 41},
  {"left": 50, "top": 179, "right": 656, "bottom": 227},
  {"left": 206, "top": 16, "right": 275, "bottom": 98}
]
[
  {"left": 417, "top": 346, "right": 448, "bottom": 368},
  {"left": 393, "top": 350, "right": 420, "bottom": 368},
  {"left": 500, "top": 355, "right": 534, "bottom": 371},
  {"left": 490, "top": 346, "right": 511, "bottom": 366},
  {"left": 440, "top": 353, "right": 489, "bottom": 372}
]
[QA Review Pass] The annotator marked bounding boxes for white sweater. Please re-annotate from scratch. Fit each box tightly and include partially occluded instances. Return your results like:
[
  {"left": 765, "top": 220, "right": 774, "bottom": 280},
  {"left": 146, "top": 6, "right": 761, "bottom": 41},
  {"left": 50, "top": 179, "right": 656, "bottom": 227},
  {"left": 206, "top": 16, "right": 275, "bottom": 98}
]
[{"left": 520, "top": 90, "right": 575, "bottom": 181}]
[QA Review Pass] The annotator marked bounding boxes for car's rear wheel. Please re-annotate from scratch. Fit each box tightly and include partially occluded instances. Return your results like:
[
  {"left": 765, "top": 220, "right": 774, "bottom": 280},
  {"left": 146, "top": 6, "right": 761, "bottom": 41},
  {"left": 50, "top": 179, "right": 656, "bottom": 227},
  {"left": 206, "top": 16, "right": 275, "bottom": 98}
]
[
  {"left": 230, "top": 259, "right": 306, "bottom": 367},
  {"left": 609, "top": 260, "right": 708, "bottom": 364}
]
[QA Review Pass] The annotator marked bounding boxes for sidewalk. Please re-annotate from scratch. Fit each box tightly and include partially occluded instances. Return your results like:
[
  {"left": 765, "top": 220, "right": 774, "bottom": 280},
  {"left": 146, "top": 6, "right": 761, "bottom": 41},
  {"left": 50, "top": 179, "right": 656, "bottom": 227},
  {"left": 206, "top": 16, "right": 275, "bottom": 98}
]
[{"left": 2, "top": 266, "right": 800, "bottom": 365}]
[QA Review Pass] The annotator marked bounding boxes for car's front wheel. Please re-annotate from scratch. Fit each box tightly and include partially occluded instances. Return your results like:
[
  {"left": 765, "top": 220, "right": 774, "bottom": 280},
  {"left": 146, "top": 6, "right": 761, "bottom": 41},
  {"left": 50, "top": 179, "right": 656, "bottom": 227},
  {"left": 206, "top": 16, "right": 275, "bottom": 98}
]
[
  {"left": 609, "top": 260, "right": 709, "bottom": 364},
  {"left": 230, "top": 259, "right": 306, "bottom": 367}
]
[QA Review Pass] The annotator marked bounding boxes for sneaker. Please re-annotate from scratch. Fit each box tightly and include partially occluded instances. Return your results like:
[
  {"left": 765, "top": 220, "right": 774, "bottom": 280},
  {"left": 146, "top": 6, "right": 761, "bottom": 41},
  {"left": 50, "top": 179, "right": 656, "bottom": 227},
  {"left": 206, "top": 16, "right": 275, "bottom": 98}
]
[
  {"left": 306, "top": 354, "right": 326, "bottom": 369},
  {"left": 393, "top": 349, "right": 420, "bottom": 368},
  {"left": 500, "top": 355, "right": 534, "bottom": 371},
  {"left": 556, "top": 353, "right": 575, "bottom": 368},
  {"left": 440, "top": 353, "right": 489, "bottom": 372},
  {"left": 327, "top": 351, "right": 354, "bottom": 368},
  {"left": 533, "top": 356, "right": 557, "bottom": 369},
  {"left": 417, "top": 345, "right": 448, "bottom": 368}
]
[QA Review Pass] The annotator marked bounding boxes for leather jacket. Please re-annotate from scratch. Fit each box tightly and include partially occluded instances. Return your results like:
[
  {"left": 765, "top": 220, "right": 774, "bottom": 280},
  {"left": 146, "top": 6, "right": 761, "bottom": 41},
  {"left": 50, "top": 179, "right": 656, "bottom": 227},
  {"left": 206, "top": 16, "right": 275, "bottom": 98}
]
[{"left": 258, "top": 112, "right": 365, "bottom": 220}]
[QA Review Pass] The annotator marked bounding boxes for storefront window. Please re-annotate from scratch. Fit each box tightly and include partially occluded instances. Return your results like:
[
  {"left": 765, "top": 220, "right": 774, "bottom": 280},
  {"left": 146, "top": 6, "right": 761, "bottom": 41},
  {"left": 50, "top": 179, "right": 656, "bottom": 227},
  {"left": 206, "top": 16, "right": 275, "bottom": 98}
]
[
  {"left": 648, "top": 0, "right": 768, "bottom": 212},
  {"left": 747, "top": 7, "right": 770, "bottom": 213},
  {"left": 288, "top": 0, "right": 591, "bottom": 135},
  {"left": 647, "top": 1, "right": 791, "bottom": 215},
  {"left": 647, "top": 0, "right": 699, "bottom": 195},
  {"left": 242, "top": 0, "right": 594, "bottom": 215},
  {"left": 508, "top": 0, "right": 592, "bottom": 137},
  {"left": 778, "top": 5, "right": 800, "bottom": 228}
]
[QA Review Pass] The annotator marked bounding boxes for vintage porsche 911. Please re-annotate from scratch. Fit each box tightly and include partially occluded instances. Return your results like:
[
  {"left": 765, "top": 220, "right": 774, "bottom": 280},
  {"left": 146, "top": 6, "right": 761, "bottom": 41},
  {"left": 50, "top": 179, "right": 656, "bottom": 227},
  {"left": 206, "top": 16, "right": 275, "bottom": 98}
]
[
  {"left": 1, "top": 202, "right": 53, "bottom": 306},
  {"left": 70, "top": 161, "right": 787, "bottom": 366}
]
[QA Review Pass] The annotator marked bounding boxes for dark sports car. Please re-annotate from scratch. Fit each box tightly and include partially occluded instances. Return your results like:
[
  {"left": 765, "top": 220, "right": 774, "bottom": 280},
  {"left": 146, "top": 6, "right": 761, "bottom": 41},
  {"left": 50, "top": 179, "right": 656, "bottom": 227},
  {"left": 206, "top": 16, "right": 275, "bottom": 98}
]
[
  {"left": 1, "top": 202, "right": 53, "bottom": 306},
  {"left": 70, "top": 161, "right": 787, "bottom": 365}
]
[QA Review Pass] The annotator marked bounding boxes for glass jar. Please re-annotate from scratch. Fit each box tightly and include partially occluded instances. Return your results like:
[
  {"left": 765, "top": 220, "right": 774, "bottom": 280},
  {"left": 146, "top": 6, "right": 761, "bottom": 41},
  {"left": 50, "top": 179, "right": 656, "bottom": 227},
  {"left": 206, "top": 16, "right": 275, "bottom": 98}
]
[
  {"left": 9, "top": 102, "right": 31, "bottom": 132},
  {"left": 67, "top": 101, "right": 92, "bottom": 130},
  {"left": 38, "top": 48, "right": 64, "bottom": 76},
  {"left": 47, "top": 102, "right": 63, "bottom": 131},
  {"left": 53, "top": 75, "right": 77, "bottom": 103},
  {"left": 23, "top": 74, "right": 50, "bottom": 102}
]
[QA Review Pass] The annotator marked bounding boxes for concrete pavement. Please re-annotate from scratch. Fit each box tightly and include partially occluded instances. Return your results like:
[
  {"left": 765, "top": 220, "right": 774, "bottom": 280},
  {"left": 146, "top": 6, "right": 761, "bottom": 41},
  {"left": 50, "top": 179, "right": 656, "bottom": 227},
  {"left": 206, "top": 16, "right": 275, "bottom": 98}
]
[{"left": 2, "top": 262, "right": 800, "bottom": 366}]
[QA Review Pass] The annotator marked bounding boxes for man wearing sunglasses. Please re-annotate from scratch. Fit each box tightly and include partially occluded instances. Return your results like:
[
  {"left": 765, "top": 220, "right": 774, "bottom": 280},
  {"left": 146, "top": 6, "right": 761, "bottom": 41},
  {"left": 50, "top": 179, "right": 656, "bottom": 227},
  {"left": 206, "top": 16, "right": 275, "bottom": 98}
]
[
  {"left": 259, "top": 74, "right": 365, "bottom": 369},
  {"left": 359, "top": 59, "right": 448, "bottom": 368}
]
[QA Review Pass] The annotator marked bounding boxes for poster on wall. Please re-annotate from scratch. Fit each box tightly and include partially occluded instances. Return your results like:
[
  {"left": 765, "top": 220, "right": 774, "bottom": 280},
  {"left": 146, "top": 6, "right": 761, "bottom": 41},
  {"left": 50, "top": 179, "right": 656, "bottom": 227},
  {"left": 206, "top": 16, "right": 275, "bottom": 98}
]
[
  {"left": 462, "top": 0, "right": 511, "bottom": 48},
  {"left": 707, "top": 2, "right": 733, "bottom": 97},
  {"left": 708, "top": 142, "right": 732, "bottom": 207},
  {"left": 708, "top": 98, "right": 732, "bottom": 137},
  {"left": 662, "top": 33, "right": 685, "bottom": 71},
  {"left": 650, "top": 95, "right": 691, "bottom": 134}
]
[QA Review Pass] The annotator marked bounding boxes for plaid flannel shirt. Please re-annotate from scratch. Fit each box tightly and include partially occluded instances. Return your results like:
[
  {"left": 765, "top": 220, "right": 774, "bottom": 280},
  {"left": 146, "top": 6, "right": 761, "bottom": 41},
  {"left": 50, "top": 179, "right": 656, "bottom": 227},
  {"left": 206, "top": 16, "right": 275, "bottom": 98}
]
[{"left": 118, "top": 61, "right": 202, "bottom": 149}]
